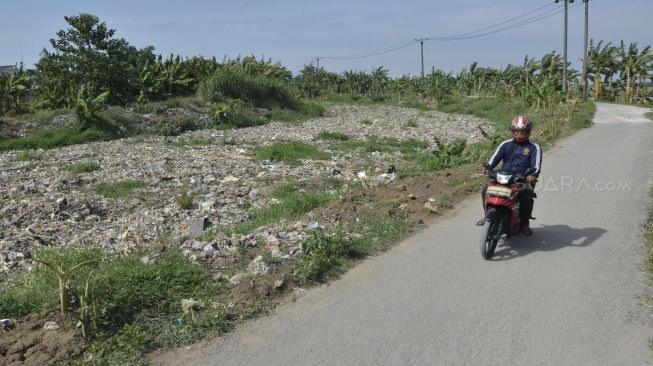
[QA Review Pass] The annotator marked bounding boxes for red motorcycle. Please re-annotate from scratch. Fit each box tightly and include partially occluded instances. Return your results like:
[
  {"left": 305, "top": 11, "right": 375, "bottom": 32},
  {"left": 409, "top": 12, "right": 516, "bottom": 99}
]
[{"left": 480, "top": 168, "right": 535, "bottom": 259}]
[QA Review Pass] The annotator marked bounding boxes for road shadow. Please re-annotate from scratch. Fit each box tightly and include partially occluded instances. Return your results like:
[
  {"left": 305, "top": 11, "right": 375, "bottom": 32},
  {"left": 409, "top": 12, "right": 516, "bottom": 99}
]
[{"left": 491, "top": 224, "right": 607, "bottom": 261}]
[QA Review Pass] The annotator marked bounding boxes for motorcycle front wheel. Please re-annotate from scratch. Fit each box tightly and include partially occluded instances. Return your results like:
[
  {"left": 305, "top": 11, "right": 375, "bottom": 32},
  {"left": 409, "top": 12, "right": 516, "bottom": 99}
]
[{"left": 480, "top": 218, "right": 501, "bottom": 260}]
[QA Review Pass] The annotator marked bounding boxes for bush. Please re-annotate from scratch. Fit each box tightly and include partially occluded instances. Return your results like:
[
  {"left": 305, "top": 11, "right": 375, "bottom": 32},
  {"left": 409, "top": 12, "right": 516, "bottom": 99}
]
[
  {"left": 94, "top": 179, "right": 147, "bottom": 198},
  {"left": 63, "top": 161, "right": 101, "bottom": 174},
  {"left": 317, "top": 131, "right": 349, "bottom": 141},
  {"left": 254, "top": 141, "right": 331, "bottom": 166},
  {"left": 197, "top": 68, "right": 296, "bottom": 109},
  {"left": 0, "top": 127, "right": 113, "bottom": 151}
]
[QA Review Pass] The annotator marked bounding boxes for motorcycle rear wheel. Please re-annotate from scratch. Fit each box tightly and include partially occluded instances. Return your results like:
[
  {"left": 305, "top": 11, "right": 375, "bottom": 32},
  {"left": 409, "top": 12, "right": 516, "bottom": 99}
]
[{"left": 480, "top": 219, "right": 501, "bottom": 260}]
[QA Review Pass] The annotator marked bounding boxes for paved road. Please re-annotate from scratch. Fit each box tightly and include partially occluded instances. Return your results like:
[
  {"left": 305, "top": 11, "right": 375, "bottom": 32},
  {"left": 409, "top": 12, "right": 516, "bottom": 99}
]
[{"left": 163, "top": 103, "right": 653, "bottom": 366}]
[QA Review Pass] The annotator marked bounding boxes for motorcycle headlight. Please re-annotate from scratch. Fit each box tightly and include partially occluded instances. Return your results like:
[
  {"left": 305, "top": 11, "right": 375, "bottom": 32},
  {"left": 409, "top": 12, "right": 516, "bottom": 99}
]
[{"left": 496, "top": 173, "right": 512, "bottom": 184}]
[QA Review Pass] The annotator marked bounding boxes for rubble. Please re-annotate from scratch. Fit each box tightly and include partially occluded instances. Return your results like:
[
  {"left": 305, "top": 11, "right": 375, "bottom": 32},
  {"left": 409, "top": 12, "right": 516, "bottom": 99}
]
[{"left": 0, "top": 104, "right": 494, "bottom": 272}]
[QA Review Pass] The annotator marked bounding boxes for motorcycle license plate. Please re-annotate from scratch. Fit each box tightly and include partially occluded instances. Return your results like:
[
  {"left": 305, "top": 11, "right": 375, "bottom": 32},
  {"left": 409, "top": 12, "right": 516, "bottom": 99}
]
[{"left": 487, "top": 185, "right": 512, "bottom": 198}]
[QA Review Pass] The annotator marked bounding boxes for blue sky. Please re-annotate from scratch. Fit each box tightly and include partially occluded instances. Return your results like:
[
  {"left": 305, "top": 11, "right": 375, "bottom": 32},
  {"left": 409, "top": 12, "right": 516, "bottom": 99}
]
[{"left": 1, "top": 0, "right": 651, "bottom": 76}]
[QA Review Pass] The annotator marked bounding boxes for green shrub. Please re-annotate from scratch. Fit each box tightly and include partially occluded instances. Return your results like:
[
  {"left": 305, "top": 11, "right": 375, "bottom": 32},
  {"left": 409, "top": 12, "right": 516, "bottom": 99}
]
[
  {"left": 94, "top": 179, "right": 147, "bottom": 198},
  {"left": 197, "top": 69, "right": 296, "bottom": 109},
  {"left": 317, "top": 131, "right": 349, "bottom": 141},
  {"left": 63, "top": 161, "right": 101, "bottom": 174},
  {"left": 176, "top": 182, "right": 196, "bottom": 209},
  {"left": 268, "top": 102, "right": 326, "bottom": 123},
  {"left": 15, "top": 151, "right": 40, "bottom": 161},
  {"left": 254, "top": 141, "right": 330, "bottom": 166},
  {"left": 0, "top": 127, "right": 113, "bottom": 151}
]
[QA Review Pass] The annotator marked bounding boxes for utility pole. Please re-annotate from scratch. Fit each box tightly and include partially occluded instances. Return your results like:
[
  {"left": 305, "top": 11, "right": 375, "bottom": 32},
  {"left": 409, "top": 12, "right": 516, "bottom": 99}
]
[
  {"left": 420, "top": 40, "right": 425, "bottom": 78},
  {"left": 316, "top": 57, "right": 320, "bottom": 70},
  {"left": 555, "top": 0, "right": 573, "bottom": 96},
  {"left": 582, "top": 0, "right": 589, "bottom": 101},
  {"left": 416, "top": 38, "right": 426, "bottom": 78}
]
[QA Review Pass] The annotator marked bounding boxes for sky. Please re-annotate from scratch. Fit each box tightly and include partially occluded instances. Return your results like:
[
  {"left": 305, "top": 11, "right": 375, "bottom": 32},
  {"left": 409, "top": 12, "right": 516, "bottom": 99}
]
[{"left": 1, "top": 0, "right": 651, "bottom": 77}]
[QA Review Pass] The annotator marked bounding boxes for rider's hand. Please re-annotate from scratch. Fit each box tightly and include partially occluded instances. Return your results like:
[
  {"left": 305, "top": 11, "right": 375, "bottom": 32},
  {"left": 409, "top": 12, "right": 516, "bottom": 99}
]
[{"left": 526, "top": 175, "right": 537, "bottom": 183}]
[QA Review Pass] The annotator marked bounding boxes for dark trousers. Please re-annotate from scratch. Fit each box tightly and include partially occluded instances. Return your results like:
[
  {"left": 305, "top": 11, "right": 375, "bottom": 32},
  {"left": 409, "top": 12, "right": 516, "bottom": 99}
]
[{"left": 481, "top": 182, "right": 536, "bottom": 228}]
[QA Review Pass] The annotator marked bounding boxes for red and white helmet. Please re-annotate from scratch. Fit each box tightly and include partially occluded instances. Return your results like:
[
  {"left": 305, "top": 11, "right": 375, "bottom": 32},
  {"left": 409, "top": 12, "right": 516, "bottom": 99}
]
[{"left": 510, "top": 116, "right": 532, "bottom": 142}]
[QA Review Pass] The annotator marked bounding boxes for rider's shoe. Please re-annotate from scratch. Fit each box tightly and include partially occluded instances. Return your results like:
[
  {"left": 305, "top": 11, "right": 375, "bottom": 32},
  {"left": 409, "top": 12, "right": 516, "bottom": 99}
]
[
  {"left": 520, "top": 226, "right": 533, "bottom": 236},
  {"left": 476, "top": 218, "right": 486, "bottom": 226}
]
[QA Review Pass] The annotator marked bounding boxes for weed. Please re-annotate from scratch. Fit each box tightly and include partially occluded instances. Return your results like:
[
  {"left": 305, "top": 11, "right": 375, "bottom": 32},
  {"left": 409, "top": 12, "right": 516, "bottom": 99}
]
[
  {"left": 176, "top": 182, "right": 196, "bottom": 210},
  {"left": 404, "top": 119, "right": 418, "bottom": 128},
  {"left": 254, "top": 141, "right": 330, "bottom": 166},
  {"left": 172, "top": 138, "right": 213, "bottom": 147},
  {"left": 15, "top": 151, "right": 41, "bottom": 161},
  {"left": 317, "top": 131, "right": 350, "bottom": 141},
  {"left": 268, "top": 102, "right": 326, "bottom": 123},
  {"left": 0, "top": 127, "right": 113, "bottom": 151},
  {"left": 361, "top": 119, "right": 373, "bottom": 125},
  {"left": 295, "top": 217, "right": 416, "bottom": 283},
  {"left": 94, "top": 180, "right": 147, "bottom": 198},
  {"left": 63, "top": 162, "right": 101, "bottom": 174}
]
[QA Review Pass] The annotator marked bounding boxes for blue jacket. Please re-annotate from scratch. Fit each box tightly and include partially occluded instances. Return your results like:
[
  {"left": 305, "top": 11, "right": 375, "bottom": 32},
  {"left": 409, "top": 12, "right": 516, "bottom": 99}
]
[{"left": 487, "top": 139, "right": 542, "bottom": 177}]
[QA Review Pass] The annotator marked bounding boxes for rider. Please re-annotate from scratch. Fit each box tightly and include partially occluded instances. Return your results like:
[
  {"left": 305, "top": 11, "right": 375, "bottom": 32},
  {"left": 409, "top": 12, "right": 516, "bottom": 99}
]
[{"left": 477, "top": 116, "right": 542, "bottom": 236}]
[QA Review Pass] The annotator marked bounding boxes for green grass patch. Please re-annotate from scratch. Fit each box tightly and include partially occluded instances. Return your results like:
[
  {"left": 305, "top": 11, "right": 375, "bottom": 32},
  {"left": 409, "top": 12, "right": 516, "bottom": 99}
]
[
  {"left": 645, "top": 111, "right": 653, "bottom": 122},
  {"left": 133, "top": 97, "right": 207, "bottom": 114},
  {"left": 317, "top": 131, "right": 350, "bottom": 141},
  {"left": 254, "top": 141, "right": 331, "bottom": 166},
  {"left": 0, "top": 127, "right": 114, "bottom": 151},
  {"left": 294, "top": 217, "right": 416, "bottom": 283},
  {"left": 63, "top": 162, "right": 101, "bottom": 174},
  {"left": 0, "top": 248, "right": 231, "bottom": 364},
  {"left": 94, "top": 179, "right": 147, "bottom": 198},
  {"left": 171, "top": 138, "right": 214, "bottom": 147},
  {"left": 338, "top": 137, "right": 429, "bottom": 154},
  {"left": 268, "top": 102, "right": 326, "bottom": 123},
  {"left": 230, "top": 190, "right": 336, "bottom": 235},
  {"left": 401, "top": 101, "right": 431, "bottom": 111},
  {"left": 437, "top": 96, "right": 529, "bottom": 129},
  {"left": 15, "top": 150, "right": 40, "bottom": 161},
  {"left": 404, "top": 119, "right": 418, "bottom": 128}
]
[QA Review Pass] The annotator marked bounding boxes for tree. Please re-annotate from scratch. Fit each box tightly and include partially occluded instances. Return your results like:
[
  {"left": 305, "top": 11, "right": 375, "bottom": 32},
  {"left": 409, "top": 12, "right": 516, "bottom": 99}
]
[
  {"left": 587, "top": 40, "right": 617, "bottom": 99},
  {"left": 619, "top": 41, "right": 652, "bottom": 103},
  {"left": 36, "top": 13, "right": 143, "bottom": 106}
]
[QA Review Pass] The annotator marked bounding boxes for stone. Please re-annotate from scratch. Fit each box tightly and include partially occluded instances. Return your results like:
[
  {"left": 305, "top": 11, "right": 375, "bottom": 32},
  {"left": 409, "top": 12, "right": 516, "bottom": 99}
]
[
  {"left": 424, "top": 201, "right": 440, "bottom": 214},
  {"left": 229, "top": 272, "right": 248, "bottom": 285},
  {"left": 43, "top": 321, "right": 59, "bottom": 330},
  {"left": 188, "top": 216, "right": 209, "bottom": 237},
  {"left": 273, "top": 279, "right": 285, "bottom": 289}
]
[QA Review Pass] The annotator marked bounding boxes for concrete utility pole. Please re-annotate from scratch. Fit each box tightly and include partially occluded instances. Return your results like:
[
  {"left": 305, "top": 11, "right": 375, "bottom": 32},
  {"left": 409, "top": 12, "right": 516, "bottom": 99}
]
[
  {"left": 555, "top": 0, "right": 573, "bottom": 95},
  {"left": 415, "top": 38, "right": 427, "bottom": 78},
  {"left": 316, "top": 57, "right": 320, "bottom": 70},
  {"left": 582, "top": 0, "right": 589, "bottom": 101},
  {"left": 420, "top": 40, "right": 425, "bottom": 78}
]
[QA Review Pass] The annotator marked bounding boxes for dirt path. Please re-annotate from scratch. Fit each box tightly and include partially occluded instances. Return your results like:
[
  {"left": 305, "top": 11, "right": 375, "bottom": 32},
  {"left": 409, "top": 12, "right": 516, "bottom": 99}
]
[{"left": 156, "top": 103, "right": 653, "bottom": 366}]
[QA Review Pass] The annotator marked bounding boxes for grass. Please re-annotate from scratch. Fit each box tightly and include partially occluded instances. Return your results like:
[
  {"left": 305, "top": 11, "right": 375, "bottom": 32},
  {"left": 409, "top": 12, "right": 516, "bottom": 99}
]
[
  {"left": 253, "top": 141, "right": 331, "bottom": 166},
  {"left": 404, "top": 119, "right": 418, "bottom": 128},
  {"left": 0, "top": 127, "right": 114, "bottom": 151},
  {"left": 268, "top": 102, "right": 326, "bottom": 123},
  {"left": 0, "top": 248, "right": 233, "bottom": 364},
  {"left": 645, "top": 111, "right": 653, "bottom": 122},
  {"left": 133, "top": 97, "right": 207, "bottom": 114},
  {"left": 294, "top": 217, "right": 416, "bottom": 283},
  {"left": 317, "top": 131, "right": 350, "bottom": 141},
  {"left": 15, "top": 150, "right": 40, "bottom": 161},
  {"left": 338, "top": 137, "right": 429, "bottom": 154},
  {"left": 176, "top": 182, "right": 196, "bottom": 210},
  {"left": 230, "top": 190, "right": 337, "bottom": 235},
  {"left": 437, "top": 96, "right": 529, "bottom": 129},
  {"left": 63, "top": 162, "right": 101, "bottom": 174},
  {"left": 171, "top": 138, "right": 214, "bottom": 147},
  {"left": 94, "top": 179, "right": 147, "bottom": 198}
]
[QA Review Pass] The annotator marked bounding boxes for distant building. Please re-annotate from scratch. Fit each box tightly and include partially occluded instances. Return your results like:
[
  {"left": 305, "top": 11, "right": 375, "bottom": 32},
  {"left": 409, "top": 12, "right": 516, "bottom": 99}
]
[{"left": 0, "top": 65, "right": 16, "bottom": 76}]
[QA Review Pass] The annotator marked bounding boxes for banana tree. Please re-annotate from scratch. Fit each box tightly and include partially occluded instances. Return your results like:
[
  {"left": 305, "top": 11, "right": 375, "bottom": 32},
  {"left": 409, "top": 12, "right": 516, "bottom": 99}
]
[
  {"left": 0, "top": 72, "right": 28, "bottom": 114},
  {"left": 619, "top": 41, "right": 652, "bottom": 103},
  {"left": 587, "top": 40, "right": 617, "bottom": 99}
]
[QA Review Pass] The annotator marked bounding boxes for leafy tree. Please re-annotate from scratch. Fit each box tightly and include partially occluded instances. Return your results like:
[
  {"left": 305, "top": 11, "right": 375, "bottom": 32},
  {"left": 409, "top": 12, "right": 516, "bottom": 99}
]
[{"left": 35, "top": 13, "right": 143, "bottom": 106}]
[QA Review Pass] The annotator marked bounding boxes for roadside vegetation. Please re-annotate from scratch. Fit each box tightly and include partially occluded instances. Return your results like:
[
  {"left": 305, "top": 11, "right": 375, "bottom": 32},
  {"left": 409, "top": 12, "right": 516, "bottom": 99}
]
[{"left": 0, "top": 11, "right": 616, "bottom": 365}]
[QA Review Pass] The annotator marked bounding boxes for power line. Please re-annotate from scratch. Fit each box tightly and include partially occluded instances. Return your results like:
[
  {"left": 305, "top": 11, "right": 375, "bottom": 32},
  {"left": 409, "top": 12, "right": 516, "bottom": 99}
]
[
  {"left": 427, "top": 2, "right": 557, "bottom": 41},
  {"left": 314, "top": 2, "right": 565, "bottom": 62}
]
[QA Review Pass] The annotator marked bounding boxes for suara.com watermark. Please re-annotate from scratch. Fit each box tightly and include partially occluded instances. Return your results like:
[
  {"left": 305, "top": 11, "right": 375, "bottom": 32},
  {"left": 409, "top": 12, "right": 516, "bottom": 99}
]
[{"left": 535, "top": 176, "right": 632, "bottom": 193}]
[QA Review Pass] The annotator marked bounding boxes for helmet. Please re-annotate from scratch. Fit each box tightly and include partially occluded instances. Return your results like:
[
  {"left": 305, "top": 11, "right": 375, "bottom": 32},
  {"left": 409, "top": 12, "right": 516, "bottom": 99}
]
[{"left": 510, "top": 116, "right": 531, "bottom": 142}]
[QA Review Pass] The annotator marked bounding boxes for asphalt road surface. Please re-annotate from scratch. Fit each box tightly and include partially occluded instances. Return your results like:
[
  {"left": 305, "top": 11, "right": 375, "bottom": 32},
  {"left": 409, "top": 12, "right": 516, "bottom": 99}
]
[{"left": 162, "top": 103, "right": 653, "bottom": 366}]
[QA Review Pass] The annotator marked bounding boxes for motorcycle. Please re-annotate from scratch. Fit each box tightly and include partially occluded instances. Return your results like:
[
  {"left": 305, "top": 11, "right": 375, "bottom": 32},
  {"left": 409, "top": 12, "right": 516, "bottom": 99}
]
[{"left": 480, "top": 167, "right": 536, "bottom": 260}]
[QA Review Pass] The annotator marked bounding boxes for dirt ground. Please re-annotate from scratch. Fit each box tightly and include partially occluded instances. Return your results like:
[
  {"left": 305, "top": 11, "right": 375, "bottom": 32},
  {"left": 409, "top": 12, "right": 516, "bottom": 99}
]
[
  {"left": 0, "top": 311, "right": 84, "bottom": 366},
  {"left": 1, "top": 162, "right": 485, "bottom": 365}
]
